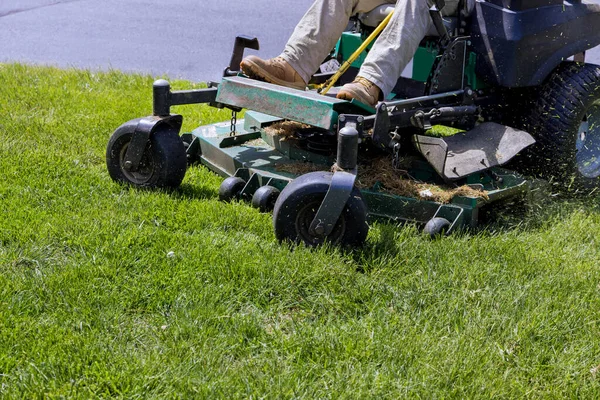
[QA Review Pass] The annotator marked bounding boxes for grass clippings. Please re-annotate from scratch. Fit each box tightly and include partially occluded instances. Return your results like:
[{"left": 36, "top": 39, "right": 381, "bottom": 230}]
[
  {"left": 275, "top": 161, "right": 323, "bottom": 176},
  {"left": 358, "top": 157, "right": 489, "bottom": 203},
  {"left": 263, "top": 120, "right": 310, "bottom": 139},
  {"left": 276, "top": 156, "right": 488, "bottom": 203}
]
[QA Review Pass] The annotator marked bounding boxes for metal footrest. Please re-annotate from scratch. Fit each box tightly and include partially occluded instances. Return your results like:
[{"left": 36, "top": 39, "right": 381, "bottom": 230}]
[{"left": 215, "top": 76, "right": 373, "bottom": 130}]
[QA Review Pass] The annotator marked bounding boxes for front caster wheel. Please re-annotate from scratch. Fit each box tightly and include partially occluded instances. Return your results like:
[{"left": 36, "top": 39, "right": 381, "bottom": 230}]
[
  {"left": 424, "top": 217, "right": 451, "bottom": 238},
  {"left": 219, "top": 177, "right": 246, "bottom": 202},
  {"left": 273, "top": 171, "right": 369, "bottom": 247},
  {"left": 251, "top": 185, "right": 280, "bottom": 212},
  {"left": 106, "top": 120, "right": 187, "bottom": 189}
]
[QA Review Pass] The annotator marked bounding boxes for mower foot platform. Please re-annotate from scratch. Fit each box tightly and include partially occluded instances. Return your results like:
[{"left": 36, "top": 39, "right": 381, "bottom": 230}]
[{"left": 215, "top": 76, "right": 375, "bottom": 130}]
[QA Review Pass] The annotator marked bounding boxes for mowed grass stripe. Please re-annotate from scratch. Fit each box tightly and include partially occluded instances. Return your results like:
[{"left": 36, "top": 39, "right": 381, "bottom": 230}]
[{"left": 0, "top": 63, "right": 600, "bottom": 398}]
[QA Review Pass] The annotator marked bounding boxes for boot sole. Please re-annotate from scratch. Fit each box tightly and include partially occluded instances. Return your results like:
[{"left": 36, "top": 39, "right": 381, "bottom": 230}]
[
  {"left": 336, "top": 87, "right": 377, "bottom": 108},
  {"left": 240, "top": 59, "right": 306, "bottom": 91}
]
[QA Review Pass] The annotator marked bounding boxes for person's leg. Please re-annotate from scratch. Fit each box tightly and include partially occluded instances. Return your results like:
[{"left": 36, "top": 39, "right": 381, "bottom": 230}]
[
  {"left": 241, "top": 0, "right": 392, "bottom": 89},
  {"left": 351, "top": 0, "right": 460, "bottom": 98},
  {"left": 281, "top": 0, "right": 395, "bottom": 84}
]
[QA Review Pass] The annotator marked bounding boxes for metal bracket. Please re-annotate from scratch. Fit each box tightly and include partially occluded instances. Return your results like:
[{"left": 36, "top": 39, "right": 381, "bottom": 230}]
[
  {"left": 412, "top": 109, "right": 435, "bottom": 131},
  {"left": 123, "top": 115, "right": 183, "bottom": 172},
  {"left": 309, "top": 115, "right": 361, "bottom": 237},
  {"left": 430, "top": 0, "right": 449, "bottom": 41},
  {"left": 431, "top": 204, "right": 464, "bottom": 234},
  {"left": 309, "top": 170, "right": 357, "bottom": 237},
  {"left": 153, "top": 79, "right": 218, "bottom": 117},
  {"left": 224, "top": 35, "right": 260, "bottom": 77},
  {"left": 411, "top": 105, "right": 478, "bottom": 130},
  {"left": 372, "top": 103, "right": 391, "bottom": 150}
]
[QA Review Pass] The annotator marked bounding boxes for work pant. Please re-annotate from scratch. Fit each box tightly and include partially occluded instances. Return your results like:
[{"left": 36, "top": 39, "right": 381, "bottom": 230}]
[{"left": 281, "top": 0, "right": 459, "bottom": 96}]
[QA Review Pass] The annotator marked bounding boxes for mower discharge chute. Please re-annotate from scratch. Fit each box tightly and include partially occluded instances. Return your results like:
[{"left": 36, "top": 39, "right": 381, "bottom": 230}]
[{"left": 107, "top": 0, "right": 600, "bottom": 247}]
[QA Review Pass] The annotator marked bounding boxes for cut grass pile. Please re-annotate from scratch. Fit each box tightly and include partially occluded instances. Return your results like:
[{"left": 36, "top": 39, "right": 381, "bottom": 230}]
[{"left": 1, "top": 63, "right": 600, "bottom": 398}]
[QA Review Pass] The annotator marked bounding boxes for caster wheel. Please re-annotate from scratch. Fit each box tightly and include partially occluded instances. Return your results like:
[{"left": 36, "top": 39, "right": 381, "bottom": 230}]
[
  {"left": 424, "top": 217, "right": 451, "bottom": 239},
  {"left": 273, "top": 171, "right": 368, "bottom": 247},
  {"left": 251, "top": 185, "right": 280, "bottom": 213},
  {"left": 106, "top": 119, "right": 187, "bottom": 189},
  {"left": 219, "top": 177, "right": 246, "bottom": 202}
]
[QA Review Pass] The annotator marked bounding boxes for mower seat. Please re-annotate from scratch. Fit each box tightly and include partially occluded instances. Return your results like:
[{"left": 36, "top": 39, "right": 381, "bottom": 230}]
[{"left": 359, "top": 0, "right": 474, "bottom": 36}]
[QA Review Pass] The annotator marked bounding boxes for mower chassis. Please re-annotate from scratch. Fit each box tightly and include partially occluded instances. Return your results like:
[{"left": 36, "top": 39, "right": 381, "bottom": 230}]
[{"left": 189, "top": 110, "right": 530, "bottom": 233}]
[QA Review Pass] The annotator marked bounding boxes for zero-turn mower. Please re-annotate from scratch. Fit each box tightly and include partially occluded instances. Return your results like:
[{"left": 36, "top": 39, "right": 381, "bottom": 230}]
[{"left": 107, "top": 0, "right": 600, "bottom": 247}]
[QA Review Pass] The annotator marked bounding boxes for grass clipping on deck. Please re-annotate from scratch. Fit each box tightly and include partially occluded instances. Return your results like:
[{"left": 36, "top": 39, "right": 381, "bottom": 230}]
[
  {"left": 277, "top": 157, "right": 488, "bottom": 204},
  {"left": 264, "top": 121, "right": 310, "bottom": 139},
  {"left": 267, "top": 121, "right": 488, "bottom": 203},
  {"left": 357, "top": 157, "right": 488, "bottom": 203}
]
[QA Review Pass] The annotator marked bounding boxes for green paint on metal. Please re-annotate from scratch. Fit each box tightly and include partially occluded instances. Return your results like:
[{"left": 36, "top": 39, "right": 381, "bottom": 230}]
[
  {"left": 336, "top": 32, "right": 374, "bottom": 68},
  {"left": 335, "top": 33, "right": 437, "bottom": 83},
  {"left": 244, "top": 111, "right": 282, "bottom": 132},
  {"left": 412, "top": 44, "right": 438, "bottom": 82},
  {"left": 219, "top": 131, "right": 261, "bottom": 148},
  {"left": 465, "top": 52, "right": 487, "bottom": 90},
  {"left": 192, "top": 119, "right": 333, "bottom": 178},
  {"left": 215, "top": 77, "right": 374, "bottom": 130},
  {"left": 261, "top": 131, "right": 333, "bottom": 165},
  {"left": 333, "top": 34, "right": 487, "bottom": 91},
  {"left": 216, "top": 77, "right": 342, "bottom": 130}
]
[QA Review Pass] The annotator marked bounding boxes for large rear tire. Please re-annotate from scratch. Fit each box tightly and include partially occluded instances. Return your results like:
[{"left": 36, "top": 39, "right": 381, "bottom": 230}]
[{"left": 527, "top": 62, "right": 600, "bottom": 191}]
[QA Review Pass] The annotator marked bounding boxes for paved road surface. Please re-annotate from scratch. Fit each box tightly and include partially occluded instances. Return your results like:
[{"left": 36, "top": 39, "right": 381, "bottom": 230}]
[
  {"left": 0, "top": 0, "right": 599, "bottom": 82},
  {"left": 0, "top": 0, "right": 313, "bottom": 82}
]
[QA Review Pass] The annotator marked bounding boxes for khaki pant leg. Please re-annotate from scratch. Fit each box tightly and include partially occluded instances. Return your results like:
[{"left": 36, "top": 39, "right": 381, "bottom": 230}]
[
  {"left": 358, "top": 0, "right": 460, "bottom": 96},
  {"left": 281, "top": 0, "right": 395, "bottom": 83}
]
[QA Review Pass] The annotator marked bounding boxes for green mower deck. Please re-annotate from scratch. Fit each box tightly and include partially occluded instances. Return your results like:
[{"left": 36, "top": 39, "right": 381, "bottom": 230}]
[{"left": 191, "top": 108, "right": 530, "bottom": 233}]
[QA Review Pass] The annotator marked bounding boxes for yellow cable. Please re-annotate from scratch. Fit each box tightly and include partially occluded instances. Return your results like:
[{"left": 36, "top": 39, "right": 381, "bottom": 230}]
[{"left": 319, "top": 10, "right": 394, "bottom": 95}]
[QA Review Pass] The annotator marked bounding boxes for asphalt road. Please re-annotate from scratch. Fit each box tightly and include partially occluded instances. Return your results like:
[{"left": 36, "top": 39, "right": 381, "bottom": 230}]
[
  {"left": 0, "top": 0, "right": 599, "bottom": 83},
  {"left": 0, "top": 0, "right": 313, "bottom": 82}
]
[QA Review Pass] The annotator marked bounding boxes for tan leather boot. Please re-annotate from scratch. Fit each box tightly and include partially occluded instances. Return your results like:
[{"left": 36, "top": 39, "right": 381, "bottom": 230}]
[
  {"left": 336, "top": 77, "right": 381, "bottom": 108},
  {"left": 240, "top": 56, "right": 306, "bottom": 90}
]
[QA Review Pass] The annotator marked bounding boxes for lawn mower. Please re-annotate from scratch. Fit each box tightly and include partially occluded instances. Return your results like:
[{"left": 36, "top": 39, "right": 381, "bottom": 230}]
[{"left": 106, "top": 0, "right": 600, "bottom": 247}]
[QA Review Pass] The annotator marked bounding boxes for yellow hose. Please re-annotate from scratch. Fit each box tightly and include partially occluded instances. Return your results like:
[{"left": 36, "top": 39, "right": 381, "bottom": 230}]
[{"left": 319, "top": 10, "right": 394, "bottom": 95}]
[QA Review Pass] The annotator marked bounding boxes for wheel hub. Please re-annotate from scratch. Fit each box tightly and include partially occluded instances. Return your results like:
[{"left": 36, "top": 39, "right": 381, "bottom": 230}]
[
  {"left": 119, "top": 142, "right": 155, "bottom": 184},
  {"left": 296, "top": 199, "right": 345, "bottom": 245},
  {"left": 576, "top": 101, "right": 600, "bottom": 179}
]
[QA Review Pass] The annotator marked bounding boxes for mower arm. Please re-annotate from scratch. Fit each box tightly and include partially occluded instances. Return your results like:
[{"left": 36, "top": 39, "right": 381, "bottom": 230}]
[{"left": 152, "top": 79, "right": 222, "bottom": 117}]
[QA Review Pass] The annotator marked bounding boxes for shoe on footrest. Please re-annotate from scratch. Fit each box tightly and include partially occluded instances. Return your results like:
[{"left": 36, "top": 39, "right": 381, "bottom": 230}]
[
  {"left": 336, "top": 77, "right": 381, "bottom": 108},
  {"left": 240, "top": 56, "right": 306, "bottom": 91}
]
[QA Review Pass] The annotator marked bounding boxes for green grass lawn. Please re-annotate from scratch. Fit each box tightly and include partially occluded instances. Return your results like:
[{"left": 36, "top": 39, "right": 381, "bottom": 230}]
[{"left": 1, "top": 63, "right": 600, "bottom": 398}]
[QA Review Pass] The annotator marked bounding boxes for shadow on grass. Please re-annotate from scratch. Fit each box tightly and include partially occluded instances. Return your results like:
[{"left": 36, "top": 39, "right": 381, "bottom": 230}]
[
  {"left": 350, "top": 192, "right": 600, "bottom": 271},
  {"left": 170, "top": 183, "right": 216, "bottom": 201},
  {"left": 479, "top": 193, "right": 600, "bottom": 234}
]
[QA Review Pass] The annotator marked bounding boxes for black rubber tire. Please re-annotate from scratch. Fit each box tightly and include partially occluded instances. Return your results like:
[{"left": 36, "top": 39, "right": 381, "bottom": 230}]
[
  {"left": 272, "top": 171, "right": 369, "bottom": 247},
  {"left": 106, "top": 120, "right": 187, "bottom": 189},
  {"left": 251, "top": 185, "right": 280, "bottom": 213},
  {"left": 423, "top": 217, "right": 451, "bottom": 239},
  {"left": 219, "top": 177, "right": 246, "bottom": 202},
  {"left": 526, "top": 62, "right": 600, "bottom": 190}
]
